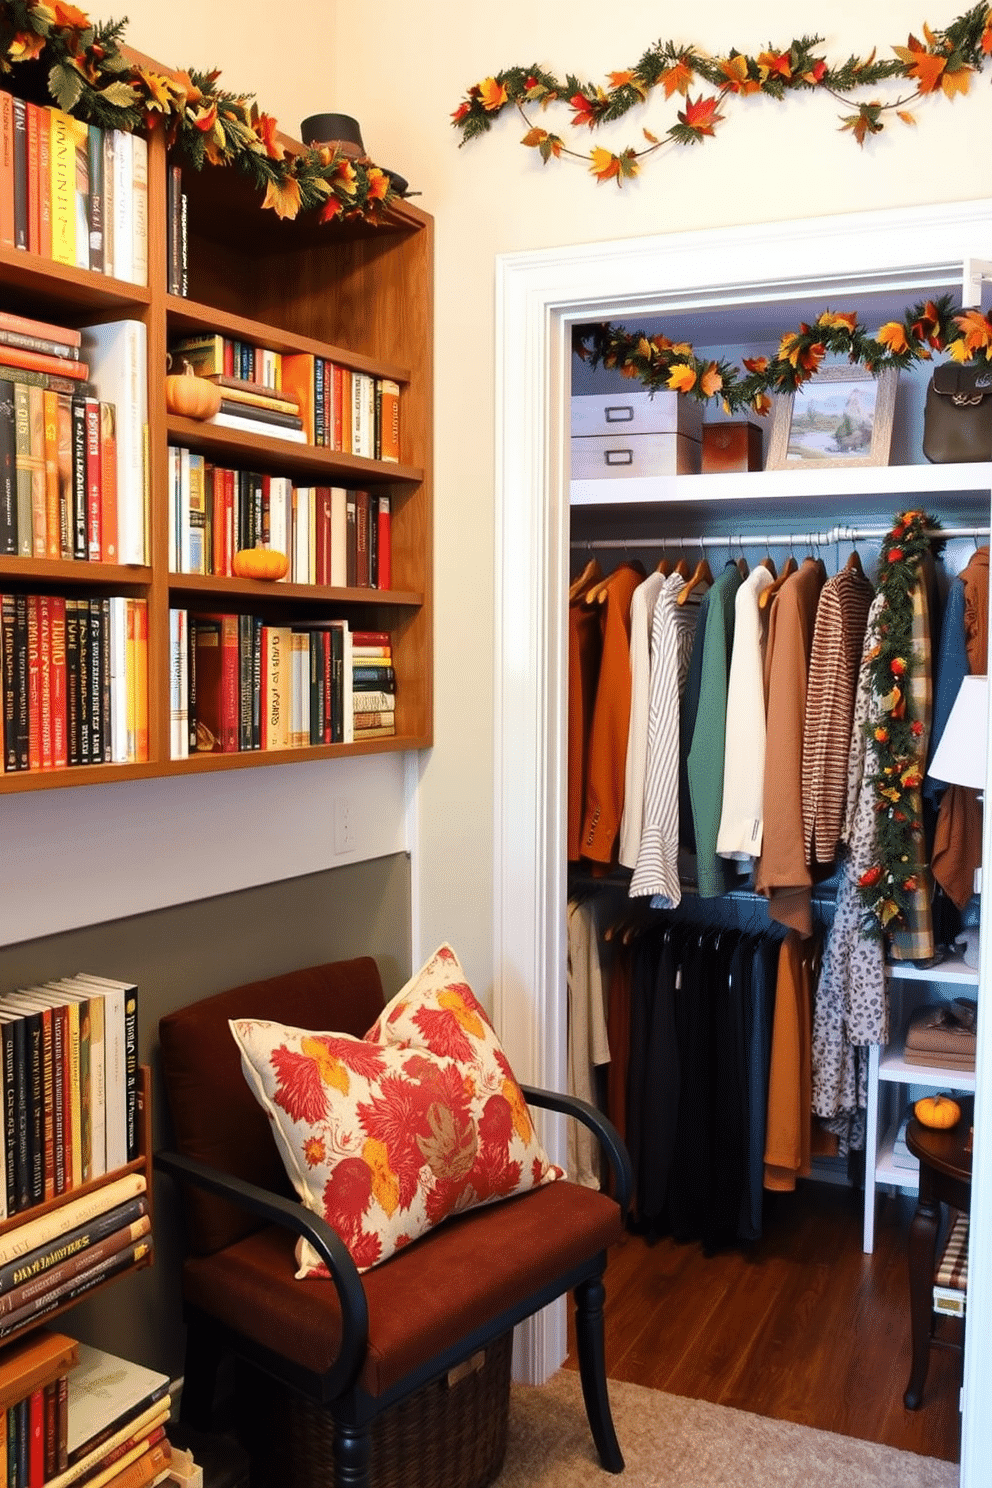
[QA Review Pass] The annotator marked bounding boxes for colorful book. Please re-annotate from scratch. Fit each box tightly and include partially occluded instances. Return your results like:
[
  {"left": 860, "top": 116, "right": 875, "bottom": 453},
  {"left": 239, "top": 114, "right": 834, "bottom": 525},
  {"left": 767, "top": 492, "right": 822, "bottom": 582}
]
[{"left": 79, "top": 321, "right": 146, "bottom": 566}]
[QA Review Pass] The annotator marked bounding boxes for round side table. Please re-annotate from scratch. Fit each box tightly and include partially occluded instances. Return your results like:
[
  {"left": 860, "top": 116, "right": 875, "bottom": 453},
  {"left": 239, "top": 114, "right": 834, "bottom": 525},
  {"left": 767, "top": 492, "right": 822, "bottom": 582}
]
[{"left": 903, "top": 1097, "right": 973, "bottom": 1410}]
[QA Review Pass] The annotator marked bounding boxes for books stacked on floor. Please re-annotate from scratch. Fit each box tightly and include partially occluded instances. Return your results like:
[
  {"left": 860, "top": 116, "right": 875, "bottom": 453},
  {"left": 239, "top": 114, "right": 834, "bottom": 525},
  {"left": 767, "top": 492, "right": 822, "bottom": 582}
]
[
  {"left": 167, "top": 453, "right": 391, "bottom": 590},
  {"left": 0, "top": 971, "right": 139, "bottom": 1218},
  {"left": 352, "top": 630, "right": 395, "bottom": 740},
  {"left": 0, "top": 312, "right": 146, "bottom": 568},
  {"left": 0, "top": 1176, "right": 149, "bottom": 1340},
  {"left": 59, "top": 1343, "right": 172, "bottom": 1488},
  {"left": 0, "top": 91, "right": 148, "bottom": 284},
  {"left": 170, "top": 611, "right": 357, "bottom": 758},
  {"left": 1, "top": 594, "right": 149, "bottom": 772},
  {"left": 168, "top": 334, "right": 400, "bottom": 458}
]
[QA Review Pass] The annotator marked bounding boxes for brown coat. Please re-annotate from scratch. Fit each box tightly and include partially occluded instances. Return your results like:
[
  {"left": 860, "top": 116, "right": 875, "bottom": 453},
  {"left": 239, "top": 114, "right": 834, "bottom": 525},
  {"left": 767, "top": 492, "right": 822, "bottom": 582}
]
[{"left": 580, "top": 564, "right": 643, "bottom": 865}]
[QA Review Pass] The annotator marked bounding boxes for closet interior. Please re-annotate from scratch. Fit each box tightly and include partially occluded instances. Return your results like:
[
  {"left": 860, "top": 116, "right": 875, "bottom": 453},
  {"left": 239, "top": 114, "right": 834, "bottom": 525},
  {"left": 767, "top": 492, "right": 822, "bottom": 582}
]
[{"left": 566, "top": 275, "right": 990, "bottom": 1293}]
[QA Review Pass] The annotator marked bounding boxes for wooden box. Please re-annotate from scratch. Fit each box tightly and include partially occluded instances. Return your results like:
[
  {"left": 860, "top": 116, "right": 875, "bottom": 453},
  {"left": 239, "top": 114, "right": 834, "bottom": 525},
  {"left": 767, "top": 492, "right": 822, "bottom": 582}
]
[{"left": 701, "top": 421, "right": 764, "bottom": 473}]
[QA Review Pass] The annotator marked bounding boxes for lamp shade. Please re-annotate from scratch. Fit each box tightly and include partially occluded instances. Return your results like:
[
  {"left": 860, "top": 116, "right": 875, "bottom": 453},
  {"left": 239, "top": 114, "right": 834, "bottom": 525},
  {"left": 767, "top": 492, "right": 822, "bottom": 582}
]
[{"left": 928, "top": 674, "right": 989, "bottom": 791}]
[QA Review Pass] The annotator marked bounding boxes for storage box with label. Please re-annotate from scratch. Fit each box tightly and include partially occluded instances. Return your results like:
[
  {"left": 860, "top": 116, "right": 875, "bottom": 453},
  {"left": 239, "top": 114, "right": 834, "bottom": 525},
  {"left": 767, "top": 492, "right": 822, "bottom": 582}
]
[{"left": 571, "top": 390, "right": 702, "bottom": 478}]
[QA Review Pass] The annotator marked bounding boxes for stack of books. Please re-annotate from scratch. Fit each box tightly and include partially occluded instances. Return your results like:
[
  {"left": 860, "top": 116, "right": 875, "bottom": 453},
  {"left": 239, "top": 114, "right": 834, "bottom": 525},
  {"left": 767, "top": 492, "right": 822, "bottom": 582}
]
[
  {"left": 352, "top": 631, "right": 395, "bottom": 740},
  {"left": 0, "top": 92, "right": 148, "bottom": 284},
  {"left": 0, "top": 1175, "right": 149, "bottom": 1341},
  {"left": 0, "top": 972, "right": 139, "bottom": 1216},
  {"left": 1, "top": 594, "right": 149, "bottom": 773},
  {"left": 170, "top": 612, "right": 361, "bottom": 759},
  {"left": 0, "top": 310, "right": 150, "bottom": 569},
  {"left": 167, "top": 456, "right": 392, "bottom": 590},
  {"left": 0, "top": 1329, "right": 77, "bottom": 1485},
  {"left": 168, "top": 333, "right": 400, "bottom": 458},
  {"left": 59, "top": 1342, "right": 171, "bottom": 1488}
]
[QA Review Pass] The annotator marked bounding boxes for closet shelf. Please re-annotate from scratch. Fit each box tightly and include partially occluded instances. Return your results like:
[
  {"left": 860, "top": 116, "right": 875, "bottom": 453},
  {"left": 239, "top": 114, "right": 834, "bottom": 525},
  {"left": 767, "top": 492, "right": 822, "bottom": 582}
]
[{"left": 570, "top": 459, "right": 992, "bottom": 509}]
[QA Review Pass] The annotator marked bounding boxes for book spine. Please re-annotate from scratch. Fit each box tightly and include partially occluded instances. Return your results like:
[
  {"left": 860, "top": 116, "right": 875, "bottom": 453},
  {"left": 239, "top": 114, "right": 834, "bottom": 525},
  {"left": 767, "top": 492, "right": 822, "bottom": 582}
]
[
  {"left": 88, "top": 601, "right": 102, "bottom": 768},
  {"left": 12, "top": 98, "right": 26, "bottom": 251},
  {"left": 0, "top": 380, "right": 15, "bottom": 555},
  {"left": 12, "top": 593, "right": 27, "bottom": 769},
  {"left": 49, "top": 597, "right": 67, "bottom": 770},
  {"left": 130, "top": 132, "right": 147, "bottom": 287},
  {"left": 70, "top": 393, "right": 87, "bottom": 562},
  {"left": 166, "top": 164, "right": 181, "bottom": 296},
  {"left": 0, "top": 1018, "right": 14, "bottom": 1213},
  {"left": 56, "top": 392, "right": 72, "bottom": 559},
  {"left": 69, "top": 116, "right": 89, "bottom": 271},
  {"left": 42, "top": 389, "right": 59, "bottom": 561},
  {"left": 26, "top": 594, "right": 40, "bottom": 772},
  {"left": 25, "top": 103, "right": 39, "bottom": 256},
  {"left": 87, "top": 124, "right": 103, "bottom": 275},
  {"left": 76, "top": 597, "right": 90, "bottom": 765},
  {"left": 65, "top": 598, "right": 80, "bottom": 767},
  {"left": 38, "top": 595, "right": 52, "bottom": 772},
  {"left": 99, "top": 401, "right": 117, "bottom": 563},
  {"left": 85, "top": 397, "right": 101, "bottom": 561},
  {"left": 14, "top": 382, "right": 32, "bottom": 558},
  {"left": 0, "top": 92, "right": 13, "bottom": 249},
  {"left": 124, "top": 988, "right": 138, "bottom": 1162},
  {"left": 0, "top": 1235, "right": 150, "bottom": 1339},
  {"left": 376, "top": 494, "right": 392, "bottom": 590}
]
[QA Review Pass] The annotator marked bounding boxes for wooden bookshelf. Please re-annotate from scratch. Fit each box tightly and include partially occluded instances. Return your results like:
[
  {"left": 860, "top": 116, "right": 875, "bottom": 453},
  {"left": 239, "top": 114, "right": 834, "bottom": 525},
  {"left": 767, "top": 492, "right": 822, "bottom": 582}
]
[{"left": 0, "top": 76, "right": 433, "bottom": 790}]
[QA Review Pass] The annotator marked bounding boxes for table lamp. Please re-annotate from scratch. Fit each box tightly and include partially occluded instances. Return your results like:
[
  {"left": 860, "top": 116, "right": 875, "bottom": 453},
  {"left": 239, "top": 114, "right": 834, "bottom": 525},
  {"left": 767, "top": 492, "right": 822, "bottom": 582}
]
[{"left": 928, "top": 674, "right": 988, "bottom": 967}]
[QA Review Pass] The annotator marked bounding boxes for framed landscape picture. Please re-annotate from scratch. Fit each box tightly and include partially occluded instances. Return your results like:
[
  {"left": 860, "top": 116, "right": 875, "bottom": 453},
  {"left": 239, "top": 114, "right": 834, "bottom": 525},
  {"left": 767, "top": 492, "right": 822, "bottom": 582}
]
[{"left": 766, "top": 365, "right": 898, "bottom": 471}]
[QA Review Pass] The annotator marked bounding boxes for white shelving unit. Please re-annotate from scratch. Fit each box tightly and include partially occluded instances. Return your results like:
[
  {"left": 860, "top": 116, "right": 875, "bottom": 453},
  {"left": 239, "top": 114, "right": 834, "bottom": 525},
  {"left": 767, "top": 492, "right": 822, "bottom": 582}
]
[{"left": 863, "top": 960, "right": 979, "bottom": 1253}]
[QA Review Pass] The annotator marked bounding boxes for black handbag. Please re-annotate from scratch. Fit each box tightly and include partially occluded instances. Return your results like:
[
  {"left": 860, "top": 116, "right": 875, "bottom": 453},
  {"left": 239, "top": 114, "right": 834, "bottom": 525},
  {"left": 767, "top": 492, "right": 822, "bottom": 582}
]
[{"left": 923, "top": 361, "right": 992, "bottom": 463}]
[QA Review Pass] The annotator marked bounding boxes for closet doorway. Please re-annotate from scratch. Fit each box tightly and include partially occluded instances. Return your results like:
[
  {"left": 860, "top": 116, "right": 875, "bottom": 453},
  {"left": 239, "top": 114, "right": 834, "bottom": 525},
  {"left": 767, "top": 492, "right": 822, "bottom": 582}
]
[{"left": 492, "top": 199, "right": 992, "bottom": 1486}]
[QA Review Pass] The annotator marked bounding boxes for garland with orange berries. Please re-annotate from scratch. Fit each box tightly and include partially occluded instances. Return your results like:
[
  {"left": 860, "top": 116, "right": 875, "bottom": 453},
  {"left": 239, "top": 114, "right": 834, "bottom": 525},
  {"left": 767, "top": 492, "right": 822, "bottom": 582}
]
[
  {"left": 454, "top": 5, "right": 992, "bottom": 187},
  {"left": 856, "top": 510, "right": 944, "bottom": 936},
  {"left": 0, "top": 0, "right": 398, "bottom": 225}
]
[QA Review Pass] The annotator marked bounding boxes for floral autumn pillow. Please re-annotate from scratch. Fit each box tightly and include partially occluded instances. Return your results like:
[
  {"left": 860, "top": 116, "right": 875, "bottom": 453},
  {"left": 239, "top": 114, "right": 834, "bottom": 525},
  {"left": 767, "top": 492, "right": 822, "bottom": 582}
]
[{"left": 230, "top": 948, "right": 561, "bottom": 1275}]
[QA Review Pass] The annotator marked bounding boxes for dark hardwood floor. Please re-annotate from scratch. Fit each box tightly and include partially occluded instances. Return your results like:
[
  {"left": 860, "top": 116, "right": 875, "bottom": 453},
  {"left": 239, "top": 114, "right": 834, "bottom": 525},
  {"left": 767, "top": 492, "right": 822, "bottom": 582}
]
[{"left": 564, "top": 1178, "right": 962, "bottom": 1464}]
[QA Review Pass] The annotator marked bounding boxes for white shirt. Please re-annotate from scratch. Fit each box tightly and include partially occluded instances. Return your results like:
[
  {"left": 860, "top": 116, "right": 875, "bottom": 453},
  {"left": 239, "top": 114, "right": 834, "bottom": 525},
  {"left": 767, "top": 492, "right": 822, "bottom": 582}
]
[{"left": 716, "top": 564, "right": 775, "bottom": 864}]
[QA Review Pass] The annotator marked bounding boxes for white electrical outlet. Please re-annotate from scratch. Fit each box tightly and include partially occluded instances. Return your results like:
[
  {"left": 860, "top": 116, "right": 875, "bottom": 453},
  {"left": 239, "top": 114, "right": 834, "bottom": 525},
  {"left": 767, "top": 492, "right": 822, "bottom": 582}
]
[{"left": 334, "top": 797, "right": 355, "bottom": 852}]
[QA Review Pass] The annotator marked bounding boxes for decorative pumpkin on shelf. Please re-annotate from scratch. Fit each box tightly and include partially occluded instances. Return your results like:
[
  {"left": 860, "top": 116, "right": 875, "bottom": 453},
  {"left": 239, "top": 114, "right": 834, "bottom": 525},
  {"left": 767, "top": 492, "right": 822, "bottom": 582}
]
[
  {"left": 164, "top": 361, "right": 221, "bottom": 420},
  {"left": 232, "top": 546, "right": 290, "bottom": 581},
  {"left": 914, "top": 1094, "right": 962, "bottom": 1130}
]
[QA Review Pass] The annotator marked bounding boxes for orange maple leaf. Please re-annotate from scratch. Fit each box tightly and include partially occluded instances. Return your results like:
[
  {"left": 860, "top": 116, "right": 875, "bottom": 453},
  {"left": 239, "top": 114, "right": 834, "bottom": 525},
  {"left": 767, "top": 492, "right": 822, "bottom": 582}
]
[
  {"left": 892, "top": 35, "right": 947, "bottom": 94},
  {"left": 897, "top": 109, "right": 918, "bottom": 125},
  {"left": 667, "top": 363, "right": 697, "bottom": 394},
  {"left": 743, "top": 356, "right": 769, "bottom": 374},
  {"left": 570, "top": 93, "right": 598, "bottom": 128},
  {"left": 365, "top": 168, "right": 390, "bottom": 202},
  {"left": 719, "top": 55, "right": 760, "bottom": 95},
  {"left": 678, "top": 94, "right": 724, "bottom": 136},
  {"left": 262, "top": 175, "right": 302, "bottom": 221},
  {"left": 941, "top": 64, "right": 972, "bottom": 98},
  {"left": 318, "top": 195, "right": 344, "bottom": 225},
  {"left": 951, "top": 309, "right": 992, "bottom": 357},
  {"left": 479, "top": 77, "right": 508, "bottom": 111},
  {"left": 878, "top": 322, "right": 910, "bottom": 355},
  {"left": 7, "top": 30, "right": 47, "bottom": 61},
  {"left": 911, "top": 300, "right": 944, "bottom": 349},
  {"left": 255, "top": 112, "right": 285, "bottom": 162},
  {"left": 700, "top": 363, "right": 723, "bottom": 398},
  {"left": 803, "top": 59, "right": 828, "bottom": 84},
  {"left": 817, "top": 311, "right": 858, "bottom": 332},
  {"left": 53, "top": 2, "right": 90, "bottom": 27},
  {"left": 757, "top": 49, "right": 793, "bottom": 80},
  {"left": 521, "top": 127, "right": 549, "bottom": 147},
  {"left": 659, "top": 59, "right": 694, "bottom": 98},
  {"left": 983, "top": 14, "right": 992, "bottom": 54},
  {"left": 590, "top": 148, "right": 621, "bottom": 183},
  {"left": 752, "top": 392, "right": 773, "bottom": 416}
]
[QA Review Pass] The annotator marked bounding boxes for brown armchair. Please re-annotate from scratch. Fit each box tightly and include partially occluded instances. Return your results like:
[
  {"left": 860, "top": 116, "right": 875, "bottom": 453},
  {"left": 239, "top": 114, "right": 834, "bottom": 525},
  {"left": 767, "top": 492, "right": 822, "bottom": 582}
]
[{"left": 156, "top": 956, "right": 631, "bottom": 1488}]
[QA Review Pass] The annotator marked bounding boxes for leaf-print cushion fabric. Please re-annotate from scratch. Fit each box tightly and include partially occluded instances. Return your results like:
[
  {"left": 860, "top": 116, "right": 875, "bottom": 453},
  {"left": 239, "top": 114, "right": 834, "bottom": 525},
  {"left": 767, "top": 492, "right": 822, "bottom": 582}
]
[{"left": 230, "top": 944, "right": 563, "bottom": 1275}]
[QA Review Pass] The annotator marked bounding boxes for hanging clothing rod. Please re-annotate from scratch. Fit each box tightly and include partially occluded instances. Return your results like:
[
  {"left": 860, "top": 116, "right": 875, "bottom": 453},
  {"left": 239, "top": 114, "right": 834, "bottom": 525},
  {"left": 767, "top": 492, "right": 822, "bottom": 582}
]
[{"left": 571, "top": 524, "right": 989, "bottom": 551}]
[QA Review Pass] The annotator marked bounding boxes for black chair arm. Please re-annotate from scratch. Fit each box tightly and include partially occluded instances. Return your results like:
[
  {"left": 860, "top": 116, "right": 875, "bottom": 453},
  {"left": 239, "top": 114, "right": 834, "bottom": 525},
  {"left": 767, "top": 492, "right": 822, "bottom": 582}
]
[
  {"left": 519, "top": 1085, "right": 633, "bottom": 1220},
  {"left": 154, "top": 1149, "right": 368, "bottom": 1390}
]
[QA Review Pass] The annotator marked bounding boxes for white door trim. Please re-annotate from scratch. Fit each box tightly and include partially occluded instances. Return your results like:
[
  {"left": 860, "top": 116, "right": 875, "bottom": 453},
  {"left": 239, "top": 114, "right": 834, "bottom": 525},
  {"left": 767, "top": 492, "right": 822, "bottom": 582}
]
[{"left": 493, "top": 198, "right": 991, "bottom": 1482}]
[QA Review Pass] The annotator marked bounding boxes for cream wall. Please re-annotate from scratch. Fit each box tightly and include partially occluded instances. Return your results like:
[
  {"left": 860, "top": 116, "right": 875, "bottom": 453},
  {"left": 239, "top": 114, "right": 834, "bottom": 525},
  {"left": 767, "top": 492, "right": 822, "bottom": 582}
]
[{"left": 16, "top": 2, "right": 992, "bottom": 996}]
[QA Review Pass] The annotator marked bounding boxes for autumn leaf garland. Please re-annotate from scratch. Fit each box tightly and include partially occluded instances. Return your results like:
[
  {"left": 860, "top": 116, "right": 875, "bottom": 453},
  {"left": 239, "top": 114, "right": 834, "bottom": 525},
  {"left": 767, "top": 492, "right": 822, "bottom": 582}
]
[
  {"left": 574, "top": 295, "right": 992, "bottom": 417},
  {"left": 856, "top": 511, "right": 943, "bottom": 937},
  {"left": 453, "top": 4, "right": 992, "bottom": 185},
  {"left": 0, "top": 0, "right": 399, "bottom": 224}
]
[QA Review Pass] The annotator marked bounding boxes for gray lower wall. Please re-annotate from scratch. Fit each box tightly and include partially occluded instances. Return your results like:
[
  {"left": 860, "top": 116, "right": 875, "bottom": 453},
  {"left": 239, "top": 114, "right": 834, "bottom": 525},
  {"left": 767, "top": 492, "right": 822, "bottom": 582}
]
[{"left": 0, "top": 853, "right": 412, "bottom": 1378}]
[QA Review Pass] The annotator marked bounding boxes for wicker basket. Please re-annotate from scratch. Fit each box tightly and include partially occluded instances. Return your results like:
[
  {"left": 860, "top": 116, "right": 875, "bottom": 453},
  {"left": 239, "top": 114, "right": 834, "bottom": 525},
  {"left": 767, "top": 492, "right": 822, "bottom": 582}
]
[{"left": 236, "top": 1332, "right": 513, "bottom": 1488}]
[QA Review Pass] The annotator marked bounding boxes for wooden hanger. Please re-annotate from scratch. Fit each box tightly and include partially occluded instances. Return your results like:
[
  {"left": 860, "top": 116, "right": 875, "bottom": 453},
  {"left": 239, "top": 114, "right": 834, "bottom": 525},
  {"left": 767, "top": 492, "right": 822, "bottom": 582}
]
[
  {"left": 736, "top": 555, "right": 750, "bottom": 578},
  {"left": 677, "top": 556, "right": 713, "bottom": 606},
  {"left": 758, "top": 553, "right": 797, "bottom": 610},
  {"left": 570, "top": 557, "right": 601, "bottom": 602},
  {"left": 584, "top": 558, "right": 646, "bottom": 607},
  {"left": 845, "top": 548, "right": 865, "bottom": 577},
  {"left": 760, "top": 555, "right": 777, "bottom": 577},
  {"left": 674, "top": 556, "right": 691, "bottom": 578},
  {"left": 656, "top": 557, "right": 672, "bottom": 576}
]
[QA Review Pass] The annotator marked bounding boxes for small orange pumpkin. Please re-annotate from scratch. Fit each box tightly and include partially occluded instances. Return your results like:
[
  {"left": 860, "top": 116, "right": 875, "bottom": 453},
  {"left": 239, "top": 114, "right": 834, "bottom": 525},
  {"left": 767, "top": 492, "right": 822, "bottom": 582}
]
[
  {"left": 164, "top": 364, "right": 222, "bottom": 420},
  {"left": 232, "top": 546, "right": 289, "bottom": 581},
  {"left": 914, "top": 1094, "right": 961, "bottom": 1130}
]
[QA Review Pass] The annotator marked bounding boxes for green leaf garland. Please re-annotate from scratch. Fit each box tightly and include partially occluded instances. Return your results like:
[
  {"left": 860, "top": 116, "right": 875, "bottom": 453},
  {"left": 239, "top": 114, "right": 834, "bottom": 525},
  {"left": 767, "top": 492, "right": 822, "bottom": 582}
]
[{"left": 856, "top": 510, "right": 944, "bottom": 936}]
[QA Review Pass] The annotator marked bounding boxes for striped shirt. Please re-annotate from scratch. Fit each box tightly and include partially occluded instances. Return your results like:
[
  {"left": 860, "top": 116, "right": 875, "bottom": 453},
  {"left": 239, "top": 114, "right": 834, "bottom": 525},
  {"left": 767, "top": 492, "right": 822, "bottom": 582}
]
[{"left": 628, "top": 573, "right": 699, "bottom": 903}]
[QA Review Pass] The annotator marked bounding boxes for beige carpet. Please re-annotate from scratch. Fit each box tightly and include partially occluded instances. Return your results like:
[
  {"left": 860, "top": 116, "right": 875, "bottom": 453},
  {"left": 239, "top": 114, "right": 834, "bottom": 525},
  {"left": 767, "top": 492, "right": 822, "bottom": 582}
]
[{"left": 496, "top": 1372, "right": 958, "bottom": 1488}]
